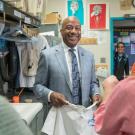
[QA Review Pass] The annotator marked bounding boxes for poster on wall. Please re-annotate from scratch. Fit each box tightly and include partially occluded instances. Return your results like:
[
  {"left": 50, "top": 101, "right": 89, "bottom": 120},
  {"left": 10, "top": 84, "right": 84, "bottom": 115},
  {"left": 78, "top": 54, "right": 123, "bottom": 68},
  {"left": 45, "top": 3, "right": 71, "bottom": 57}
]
[
  {"left": 67, "top": 0, "right": 84, "bottom": 25},
  {"left": 89, "top": 3, "right": 109, "bottom": 30}
]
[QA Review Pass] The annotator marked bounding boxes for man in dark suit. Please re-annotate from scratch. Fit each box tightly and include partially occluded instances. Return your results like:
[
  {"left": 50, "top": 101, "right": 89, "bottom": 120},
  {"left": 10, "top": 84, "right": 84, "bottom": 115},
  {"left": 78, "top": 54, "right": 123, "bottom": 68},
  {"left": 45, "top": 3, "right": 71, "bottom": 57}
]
[
  {"left": 34, "top": 16, "right": 101, "bottom": 108},
  {"left": 114, "top": 42, "right": 129, "bottom": 81}
]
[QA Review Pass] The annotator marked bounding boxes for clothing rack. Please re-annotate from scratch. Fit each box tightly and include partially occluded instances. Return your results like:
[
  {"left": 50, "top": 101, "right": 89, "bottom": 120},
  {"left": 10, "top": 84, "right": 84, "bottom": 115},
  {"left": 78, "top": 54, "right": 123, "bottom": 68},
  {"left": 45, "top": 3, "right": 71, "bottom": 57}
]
[
  {"left": 0, "top": 0, "right": 40, "bottom": 28},
  {"left": 0, "top": 0, "right": 41, "bottom": 99}
]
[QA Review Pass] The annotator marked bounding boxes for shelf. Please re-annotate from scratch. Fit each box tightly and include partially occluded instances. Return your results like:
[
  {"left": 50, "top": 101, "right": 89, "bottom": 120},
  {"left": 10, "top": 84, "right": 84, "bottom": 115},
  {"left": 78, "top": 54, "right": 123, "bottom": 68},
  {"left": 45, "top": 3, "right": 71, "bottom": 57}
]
[
  {"left": 0, "top": 0, "right": 40, "bottom": 28},
  {"left": 39, "top": 24, "right": 59, "bottom": 36}
]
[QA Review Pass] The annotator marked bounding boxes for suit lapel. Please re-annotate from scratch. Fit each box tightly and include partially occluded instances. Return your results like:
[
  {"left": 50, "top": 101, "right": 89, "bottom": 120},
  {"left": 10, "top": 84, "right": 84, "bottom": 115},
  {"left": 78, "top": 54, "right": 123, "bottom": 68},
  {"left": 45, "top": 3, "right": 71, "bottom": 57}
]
[{"left": 55, "top": 45, "right": 72, "bottom": 92}]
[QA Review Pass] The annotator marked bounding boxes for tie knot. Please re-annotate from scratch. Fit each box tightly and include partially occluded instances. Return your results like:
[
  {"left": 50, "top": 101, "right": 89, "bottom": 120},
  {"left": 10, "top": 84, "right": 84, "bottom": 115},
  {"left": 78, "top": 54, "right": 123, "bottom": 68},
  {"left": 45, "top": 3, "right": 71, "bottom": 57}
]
[
  {"left": 69, "top": 48, "right": 75, "bottom": 54},
  {"left": 69, "top": 48, "right": 75, "bottom": 51}
]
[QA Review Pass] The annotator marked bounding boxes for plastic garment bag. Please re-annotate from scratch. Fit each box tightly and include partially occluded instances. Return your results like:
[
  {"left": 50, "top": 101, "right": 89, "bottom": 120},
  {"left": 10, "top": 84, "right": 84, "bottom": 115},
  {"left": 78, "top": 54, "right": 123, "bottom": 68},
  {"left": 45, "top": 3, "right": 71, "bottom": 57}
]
[{"left": 42, "top": 102, "right": 99, "bottom": 135}]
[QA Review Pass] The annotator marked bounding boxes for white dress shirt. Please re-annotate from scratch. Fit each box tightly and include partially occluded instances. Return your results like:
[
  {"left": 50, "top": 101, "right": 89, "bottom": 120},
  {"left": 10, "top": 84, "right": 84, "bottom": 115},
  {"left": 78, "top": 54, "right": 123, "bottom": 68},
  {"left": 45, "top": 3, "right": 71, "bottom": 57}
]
[{"left": 63, "top": 43, "right": 80, "bottom": 85}]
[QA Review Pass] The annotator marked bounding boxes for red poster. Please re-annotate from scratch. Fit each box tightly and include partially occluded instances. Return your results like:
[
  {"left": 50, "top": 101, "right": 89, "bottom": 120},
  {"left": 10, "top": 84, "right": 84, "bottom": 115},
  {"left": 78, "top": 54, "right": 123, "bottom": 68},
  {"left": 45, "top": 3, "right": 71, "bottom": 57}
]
[{"left": 90, "top": 4, "right": 106, "bottom": 30}]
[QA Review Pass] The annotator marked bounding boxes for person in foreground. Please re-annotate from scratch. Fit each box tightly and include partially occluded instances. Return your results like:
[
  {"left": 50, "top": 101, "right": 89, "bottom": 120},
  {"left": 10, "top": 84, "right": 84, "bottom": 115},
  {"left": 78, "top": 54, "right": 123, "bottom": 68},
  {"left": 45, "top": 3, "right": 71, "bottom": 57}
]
[
  {"left": 33, "top": 16, "right": 101, "bottom": 108},
  {"left": 94, "top": 75, "right": 135, "bottom": 135},
  {"left": 0, "top": 95, "right": 33, "bottom": 135}
]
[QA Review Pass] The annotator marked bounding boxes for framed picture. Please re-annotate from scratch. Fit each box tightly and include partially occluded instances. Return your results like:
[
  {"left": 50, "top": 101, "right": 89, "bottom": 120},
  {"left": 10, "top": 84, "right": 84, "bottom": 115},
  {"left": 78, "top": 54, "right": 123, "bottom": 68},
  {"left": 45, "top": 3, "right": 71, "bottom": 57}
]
[
  {"left": 89, "top": 3, "right": 109, "bottom": 30},
  {"left": 67, "top": 0, "right": 84, "bottom": 25}
]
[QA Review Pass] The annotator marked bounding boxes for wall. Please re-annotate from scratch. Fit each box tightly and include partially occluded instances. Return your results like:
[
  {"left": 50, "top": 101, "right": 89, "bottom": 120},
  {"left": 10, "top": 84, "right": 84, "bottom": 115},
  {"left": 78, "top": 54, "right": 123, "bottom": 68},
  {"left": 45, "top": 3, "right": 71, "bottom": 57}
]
[
  {"left": 46, "top": 0, "right": 67, "bottom": 19},
  {"left": 46, "top": 0, "right": 135, "bottom": 74}
]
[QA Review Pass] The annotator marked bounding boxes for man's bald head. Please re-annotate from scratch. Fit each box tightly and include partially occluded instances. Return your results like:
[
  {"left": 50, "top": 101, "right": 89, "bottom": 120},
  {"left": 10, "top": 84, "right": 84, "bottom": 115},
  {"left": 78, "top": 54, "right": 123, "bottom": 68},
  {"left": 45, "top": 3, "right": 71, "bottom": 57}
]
[{"left": 61, "top": 16, "right": 80, "bottom": 29}]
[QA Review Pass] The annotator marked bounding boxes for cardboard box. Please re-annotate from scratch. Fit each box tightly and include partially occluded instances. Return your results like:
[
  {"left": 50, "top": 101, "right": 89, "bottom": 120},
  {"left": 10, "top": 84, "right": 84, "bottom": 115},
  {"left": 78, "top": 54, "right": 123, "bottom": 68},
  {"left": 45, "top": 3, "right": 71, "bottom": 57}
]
[{"left": 44, "top": 12, "right": 61, "bottom": 24}]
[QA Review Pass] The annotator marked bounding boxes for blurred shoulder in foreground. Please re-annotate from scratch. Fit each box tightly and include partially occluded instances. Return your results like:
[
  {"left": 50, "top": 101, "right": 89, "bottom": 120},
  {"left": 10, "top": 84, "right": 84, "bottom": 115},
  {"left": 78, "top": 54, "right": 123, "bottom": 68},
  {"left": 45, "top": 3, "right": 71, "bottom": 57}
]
[{"left": 0, "top": 95, "right": 33, "bottom": 135}]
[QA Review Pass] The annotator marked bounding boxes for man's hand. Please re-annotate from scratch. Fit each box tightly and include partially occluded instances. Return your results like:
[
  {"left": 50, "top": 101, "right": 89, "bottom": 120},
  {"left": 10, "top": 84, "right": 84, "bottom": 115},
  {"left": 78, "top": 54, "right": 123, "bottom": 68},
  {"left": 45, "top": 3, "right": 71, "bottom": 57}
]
[
  {"left": 92, "top": 94, "right": 102, "bottom": 105},
  {"left": 50, "top": 92, "right": 69, "bottom": 107}
]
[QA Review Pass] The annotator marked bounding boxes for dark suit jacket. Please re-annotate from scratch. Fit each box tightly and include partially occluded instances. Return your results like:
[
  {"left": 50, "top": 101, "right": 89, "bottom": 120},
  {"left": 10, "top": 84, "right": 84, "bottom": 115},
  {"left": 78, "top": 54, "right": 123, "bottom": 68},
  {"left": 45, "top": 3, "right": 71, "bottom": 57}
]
[{"left": 114, "top": 53, "right": 129, "bottom": 80}]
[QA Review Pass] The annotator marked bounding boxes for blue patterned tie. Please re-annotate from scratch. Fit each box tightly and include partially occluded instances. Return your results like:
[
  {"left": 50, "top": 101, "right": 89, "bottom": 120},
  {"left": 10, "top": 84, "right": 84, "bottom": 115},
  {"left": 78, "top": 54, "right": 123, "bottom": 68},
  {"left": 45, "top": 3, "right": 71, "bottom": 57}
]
[{"left": 69, "top": 48, "right": 81, "bottom": 105}]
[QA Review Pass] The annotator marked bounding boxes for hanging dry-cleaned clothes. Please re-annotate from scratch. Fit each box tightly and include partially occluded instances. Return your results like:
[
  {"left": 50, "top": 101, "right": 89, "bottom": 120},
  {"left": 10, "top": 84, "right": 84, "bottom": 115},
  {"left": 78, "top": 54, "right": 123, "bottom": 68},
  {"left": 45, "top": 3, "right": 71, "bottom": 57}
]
[
  {"left": 16, "top": 35, "right": 49, "bottom": 87},
  {"left": 21, "top": 44, "right": 39, "bottom": 77},
  {"left": 27, "top": 0, "right": 44, "bottom": 15},
  {"left": 45, "top": 35, "right": 62, "bottom": 47},
  {"left": 16, "top": 43, "right": 36, "bottom": 87},
  {"left": 0, "top": 40, "right": 20, "bottom": 96},
  {"left": 21, "top": 35, "right": 49, "bottom": 77}
]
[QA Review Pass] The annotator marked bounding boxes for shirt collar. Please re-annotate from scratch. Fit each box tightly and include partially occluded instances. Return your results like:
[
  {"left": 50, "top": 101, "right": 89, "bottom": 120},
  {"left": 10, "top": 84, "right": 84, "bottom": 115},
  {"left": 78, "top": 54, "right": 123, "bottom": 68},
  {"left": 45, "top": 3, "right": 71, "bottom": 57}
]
[
  {"left": 63, "top": 42, "right": 78, "bottom": 52},
  {"left": 118, "top": 53, "right": 124, "bottom": 57}
]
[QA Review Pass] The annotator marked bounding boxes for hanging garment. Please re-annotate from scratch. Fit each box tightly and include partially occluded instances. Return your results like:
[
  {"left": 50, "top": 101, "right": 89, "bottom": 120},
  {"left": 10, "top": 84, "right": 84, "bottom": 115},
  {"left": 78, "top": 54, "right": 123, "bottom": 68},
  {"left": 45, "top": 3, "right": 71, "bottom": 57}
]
[
  {"left": 0, "top": 73, "right": 4, "bottom": 95},
  {"left": 36, "top": 0, "right": 44, "bottom": 13},
  {"left": 16, "top": 35, "right": 48, "bottom": 87},
  {"left": 21, "top": 35, "right": 49, "bottom": 77},
  {"left": 21, "top": 44, "right": 39, "bottom": 77},
  {"left": 16, "top": 43, "right": 35, "bottom": 88},
  {"left": 45, "top": 35, "right": 62, "bottom": 47},
  {"left": 42, "top": 102, "right": 99, "bottom": 135},
  {"left": 20, "top": 0, "right": 28, "bottom": 12},
  {"left": 27, "top": 0, "right": 37, "bottom": 15},
  {"left": 0, "top": 41, "right": 19, "bottom": 82},
  {"left": 1, "top": 23, "right": 31, "bottom": 43},
  {"left": 31, "top": 35, "right": 50, "bottom": 50},
  {"left": 0, "top": 22, "right": 5, "bottom": 35},
  {"left": 27, "top": 0, "right": 44, "bottom": 15}
]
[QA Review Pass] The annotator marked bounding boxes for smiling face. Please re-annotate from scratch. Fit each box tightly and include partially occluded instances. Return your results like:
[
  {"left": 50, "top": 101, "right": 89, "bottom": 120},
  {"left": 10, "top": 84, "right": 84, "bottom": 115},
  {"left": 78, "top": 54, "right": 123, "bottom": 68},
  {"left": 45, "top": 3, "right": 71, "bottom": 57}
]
[
  {"left": 60, "top": 16, "right": 81, "bottom": 48},
  {"left": 117, "top": 43, "right": 125, "bottom": 54}
]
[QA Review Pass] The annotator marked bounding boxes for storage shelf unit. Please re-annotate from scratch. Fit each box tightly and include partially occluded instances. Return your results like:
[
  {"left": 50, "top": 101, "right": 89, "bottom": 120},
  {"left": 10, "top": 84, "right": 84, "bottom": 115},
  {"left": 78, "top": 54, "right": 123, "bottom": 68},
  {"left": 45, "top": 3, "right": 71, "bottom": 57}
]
[
  {"left": 40, "top": 23, "right": 59, "bottom": 36},
  {"left": 0, "top": 0, "right": 40, "bottom": 28}
]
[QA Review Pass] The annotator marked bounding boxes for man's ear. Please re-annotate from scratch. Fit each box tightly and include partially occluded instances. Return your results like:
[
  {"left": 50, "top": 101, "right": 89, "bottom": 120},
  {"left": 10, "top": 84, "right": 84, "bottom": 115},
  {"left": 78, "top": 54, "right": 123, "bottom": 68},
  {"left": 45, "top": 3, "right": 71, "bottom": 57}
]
[
  {"left": 60, "top": 29, "right": 63, "bottom": 33},
  {"left": 60, "top": 29, "right": 64, "bottom": 35}
]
